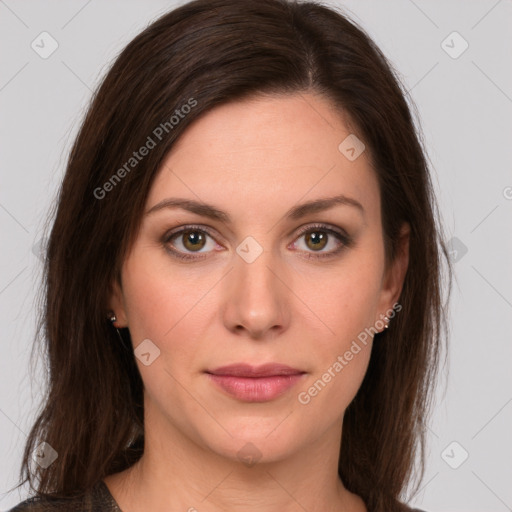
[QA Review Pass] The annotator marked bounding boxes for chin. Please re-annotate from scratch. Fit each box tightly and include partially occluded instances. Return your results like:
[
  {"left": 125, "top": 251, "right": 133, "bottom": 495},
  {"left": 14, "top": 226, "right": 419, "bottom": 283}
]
[{"left": 198, "top": 419, "right": 305, "bottom": 466}]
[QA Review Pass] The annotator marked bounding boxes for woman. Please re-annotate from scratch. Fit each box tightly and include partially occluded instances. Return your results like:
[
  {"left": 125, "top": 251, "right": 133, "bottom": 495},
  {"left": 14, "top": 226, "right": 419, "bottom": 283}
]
[{"left": 10, "top": 0, "right": 450, "bottom": 510}]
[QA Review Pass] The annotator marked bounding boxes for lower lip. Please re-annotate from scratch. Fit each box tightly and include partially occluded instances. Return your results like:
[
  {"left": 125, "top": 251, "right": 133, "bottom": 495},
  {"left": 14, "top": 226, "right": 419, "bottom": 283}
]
[{"left": 206, "top": 373, "right": 304, "bottom": 402}]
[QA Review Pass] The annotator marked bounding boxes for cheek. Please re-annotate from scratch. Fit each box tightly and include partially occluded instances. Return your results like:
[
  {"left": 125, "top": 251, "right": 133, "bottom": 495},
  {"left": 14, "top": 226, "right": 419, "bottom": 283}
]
[
  {"left": 121, "top": 252, "right": 217, "bottom": 368},
  {"left": 121, "top": 267, "right": 173, "bottom": 344},
  {"left": 299, "top": 258, "right": 384, "bottom": 343},
  {"left": 296, "top": 290, "right": 375, "bottom": 423},
  {"left": 295, "top": 305, "right": 373, "bottom": 432},
  {"left": 293, "top": 253, "right": 383, "bottom": 413}
]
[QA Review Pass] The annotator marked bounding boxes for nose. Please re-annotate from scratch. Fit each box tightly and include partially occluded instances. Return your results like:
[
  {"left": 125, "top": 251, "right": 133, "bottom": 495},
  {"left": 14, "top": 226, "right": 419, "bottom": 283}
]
[{"left": 221, "top": 247, "right": 291, "bottom": 340}]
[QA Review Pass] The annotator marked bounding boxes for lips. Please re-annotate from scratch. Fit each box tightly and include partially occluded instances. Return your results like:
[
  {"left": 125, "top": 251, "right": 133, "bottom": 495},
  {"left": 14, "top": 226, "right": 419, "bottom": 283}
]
[
  {"left": 205, "top": 363, "right": 305, "bottom": 402},
  {"left": 207, "top": 363, "right": 304, "bottom": 378}
]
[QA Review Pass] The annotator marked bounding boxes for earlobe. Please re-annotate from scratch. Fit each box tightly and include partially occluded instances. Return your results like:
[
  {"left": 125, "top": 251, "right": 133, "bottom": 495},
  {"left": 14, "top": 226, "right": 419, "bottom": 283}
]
[
  {"left": 387, "top": 222, "right": 410, "bottom": 305},
  {"left": 107, "top": 279, "right": 128, "bottom": 327},
  {"left": 377, "top": 223, "right": 410, "bottom": 327}
]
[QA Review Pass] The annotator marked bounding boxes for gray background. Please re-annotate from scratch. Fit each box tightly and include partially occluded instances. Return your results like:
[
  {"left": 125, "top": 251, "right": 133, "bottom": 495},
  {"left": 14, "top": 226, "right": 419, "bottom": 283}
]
[{"left": 1, "top": 1, "right": 511, "bottom": 510}]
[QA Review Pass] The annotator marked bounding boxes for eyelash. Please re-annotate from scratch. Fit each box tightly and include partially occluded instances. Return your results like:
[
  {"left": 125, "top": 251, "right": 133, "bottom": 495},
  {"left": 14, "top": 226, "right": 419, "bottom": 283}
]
[{"left": 162, "top": 223, "right": 353, "bottom": 262}]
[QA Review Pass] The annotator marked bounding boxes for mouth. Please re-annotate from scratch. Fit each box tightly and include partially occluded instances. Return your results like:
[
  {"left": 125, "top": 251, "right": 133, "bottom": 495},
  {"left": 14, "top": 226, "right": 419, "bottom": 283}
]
[{"left": 205, "top": 363, "right": 306, "bottom": 402}]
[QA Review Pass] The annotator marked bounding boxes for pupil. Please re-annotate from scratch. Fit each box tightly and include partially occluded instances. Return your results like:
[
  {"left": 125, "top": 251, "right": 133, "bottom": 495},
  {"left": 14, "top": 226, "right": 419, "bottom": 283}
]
[
  {"left": 308, "top": 231, "right": 326, "bottom": 250},
  {"left": 185, "top": 231, "right": 204, "bottom": 250}
]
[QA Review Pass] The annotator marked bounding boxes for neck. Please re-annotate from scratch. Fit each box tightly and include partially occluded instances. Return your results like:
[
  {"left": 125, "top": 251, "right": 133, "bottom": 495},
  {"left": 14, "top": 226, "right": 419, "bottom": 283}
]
[{"left": 105, "top": 404, "right": 366, "bottom": 512}]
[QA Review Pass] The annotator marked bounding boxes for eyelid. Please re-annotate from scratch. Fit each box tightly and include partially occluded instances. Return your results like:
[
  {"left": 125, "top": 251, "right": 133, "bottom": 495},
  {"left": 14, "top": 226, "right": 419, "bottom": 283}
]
[
  {"left": 162, "top": 222, "right": 352, "bottom": 260},
  {"left": 163, "top": 222, "right": 349, "bottom": 243},
  {"left": 293, "top": 222, "right": 350, "bottom": 241},
  {"left": 163, "top": 223, "right": 221, "bottom": 244}
]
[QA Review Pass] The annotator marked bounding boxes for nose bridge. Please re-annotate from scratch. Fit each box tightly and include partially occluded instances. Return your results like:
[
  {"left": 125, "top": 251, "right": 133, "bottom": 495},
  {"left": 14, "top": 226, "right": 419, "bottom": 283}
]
[
  {"left": 234, "top": 235, "right": 281, "bottom": 302},
  {"left": 224, "top": 234, "right": 289, "bottom": 336}
]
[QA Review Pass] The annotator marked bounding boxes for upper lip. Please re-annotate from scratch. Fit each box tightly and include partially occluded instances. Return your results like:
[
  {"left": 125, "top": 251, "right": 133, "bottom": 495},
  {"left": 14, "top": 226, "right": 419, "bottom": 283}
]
[{"left": 206, "top": 363, "right": 304, "bottom": 377}]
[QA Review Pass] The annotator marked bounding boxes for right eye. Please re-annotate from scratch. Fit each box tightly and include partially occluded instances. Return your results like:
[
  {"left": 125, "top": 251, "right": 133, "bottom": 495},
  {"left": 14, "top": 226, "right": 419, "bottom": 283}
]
[{"left": 163, "top": 225, "right": 221, "bottom": 261}]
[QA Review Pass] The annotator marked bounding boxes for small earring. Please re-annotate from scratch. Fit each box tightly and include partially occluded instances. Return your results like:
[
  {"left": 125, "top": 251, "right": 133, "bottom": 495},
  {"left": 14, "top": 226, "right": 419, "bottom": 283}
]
[
  {"left": 384, "top": 316, "right": 390, "bottom": 329},
  {"left": 107, "top": 311, "right": 117, "bottom": 325},
  {"left": 107, "top": 310, "right": 129, "bottom": 348}
]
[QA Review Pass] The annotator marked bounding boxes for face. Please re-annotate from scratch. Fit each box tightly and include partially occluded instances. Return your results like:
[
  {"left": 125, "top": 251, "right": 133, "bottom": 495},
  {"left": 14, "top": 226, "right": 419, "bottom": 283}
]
[{"left": 109, "top": 92, "right": 408, "bottom": 465}]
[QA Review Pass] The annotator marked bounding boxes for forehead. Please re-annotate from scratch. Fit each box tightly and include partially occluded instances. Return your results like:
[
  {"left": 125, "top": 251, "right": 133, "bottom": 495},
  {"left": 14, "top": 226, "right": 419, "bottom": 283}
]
[{"left": 146, "top": 93, "right": 380, "bottom": 224}]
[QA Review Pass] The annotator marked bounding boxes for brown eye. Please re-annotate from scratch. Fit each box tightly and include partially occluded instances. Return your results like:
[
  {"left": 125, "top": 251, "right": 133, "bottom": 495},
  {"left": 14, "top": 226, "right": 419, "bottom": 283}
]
[
  {"left": 163, "top": 223, "right": 352, "bottom": 263},
  {"left": 163, "top": 226, "right": 218, "bottom": 261},
  {"left": 304, "top": 231, "right": 328, "bottom": 251},
  {"left": 292, "top": 223, "right": 352, "bottom": 260},
  {"left": 180, "top": 230, "right": 207, "bottom": 252}
]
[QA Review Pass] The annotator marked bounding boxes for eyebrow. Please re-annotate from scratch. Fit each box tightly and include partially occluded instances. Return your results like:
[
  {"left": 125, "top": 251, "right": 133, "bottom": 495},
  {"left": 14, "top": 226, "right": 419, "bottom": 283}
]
[{"left": 145, "top": 194, "right": 364, "bottom": 222}]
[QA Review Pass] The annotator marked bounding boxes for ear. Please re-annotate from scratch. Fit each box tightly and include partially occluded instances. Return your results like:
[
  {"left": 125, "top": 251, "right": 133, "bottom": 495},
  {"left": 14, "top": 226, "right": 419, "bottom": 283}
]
[
  {"left": 107, "top": 278, "right": 128, "bottom": 328},
  {"left": 376, "top": 222, "right": 410, "bottom": 323}
]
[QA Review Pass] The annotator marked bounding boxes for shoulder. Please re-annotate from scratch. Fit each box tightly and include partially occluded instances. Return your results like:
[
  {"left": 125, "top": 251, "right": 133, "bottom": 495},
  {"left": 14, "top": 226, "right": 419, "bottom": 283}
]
[
  {"left": 7, "top": 494, "right": 88, "bottom": 512},
  {"left": 7, "top": 481, "right": 118, "bottom": 512},
  {"left": 8, "top": 495, "right": 85, "bottom": 511}
]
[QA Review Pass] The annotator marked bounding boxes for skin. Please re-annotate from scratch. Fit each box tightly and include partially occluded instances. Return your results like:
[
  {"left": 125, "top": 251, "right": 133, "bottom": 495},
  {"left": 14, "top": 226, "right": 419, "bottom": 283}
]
[{"left": 105, "top": 92, "right": 409, "bottom": 512}]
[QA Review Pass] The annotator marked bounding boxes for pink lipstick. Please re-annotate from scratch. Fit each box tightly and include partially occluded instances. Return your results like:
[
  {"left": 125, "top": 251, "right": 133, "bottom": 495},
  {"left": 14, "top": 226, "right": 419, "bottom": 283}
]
[{"left": 205, "top": 363, "right": 305, "bottom": 402}]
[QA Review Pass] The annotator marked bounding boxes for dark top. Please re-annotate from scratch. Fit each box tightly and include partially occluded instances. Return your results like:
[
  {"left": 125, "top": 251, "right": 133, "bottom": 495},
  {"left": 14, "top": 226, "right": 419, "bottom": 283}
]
[
  {"left": 9, "top": 481, "right": 427, "bottom": 511},
  {"left": 8, "top": 481, "right": 122, "bottom": 511}
]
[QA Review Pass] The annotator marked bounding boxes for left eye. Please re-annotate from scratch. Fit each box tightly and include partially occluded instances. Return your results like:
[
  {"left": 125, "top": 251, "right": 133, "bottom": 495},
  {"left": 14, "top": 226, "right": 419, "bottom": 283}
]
[
  {"left": 292, "top": 226, "right": 345, "bottom": 255},
  {"left": 164, "top": 227, "right": 218, "bottom": 259},
  {"left": 163, "top": 224, "right": 350, "bottom": 261},
  {"left": 290, "top": 224, "right": 351, "bottom": 259}
]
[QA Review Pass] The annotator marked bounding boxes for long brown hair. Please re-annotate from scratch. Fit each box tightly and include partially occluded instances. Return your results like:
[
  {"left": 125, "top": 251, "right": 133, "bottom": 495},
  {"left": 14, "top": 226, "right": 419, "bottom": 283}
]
[{"left": 18, "top": 0, "right": 451, "bottom": 510}]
